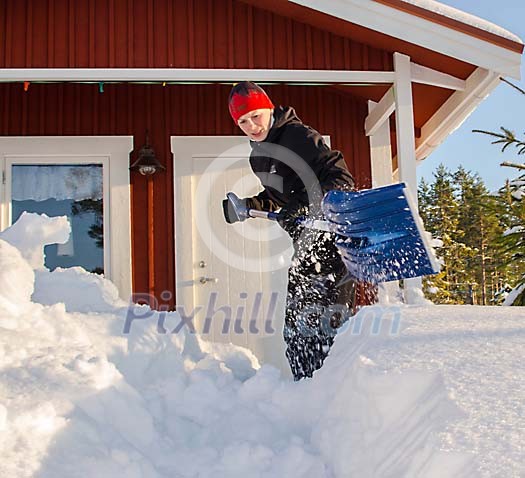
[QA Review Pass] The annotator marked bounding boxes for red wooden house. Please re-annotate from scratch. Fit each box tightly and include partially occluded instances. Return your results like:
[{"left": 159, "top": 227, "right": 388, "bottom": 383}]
[{"left": 0, "top": 0, "right": 522, "bottom": 367}]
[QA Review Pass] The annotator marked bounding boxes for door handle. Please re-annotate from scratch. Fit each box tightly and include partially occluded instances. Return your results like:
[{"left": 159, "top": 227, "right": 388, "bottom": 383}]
[{"left": 199, "top": 276, "right": 218, "bottom": 284}]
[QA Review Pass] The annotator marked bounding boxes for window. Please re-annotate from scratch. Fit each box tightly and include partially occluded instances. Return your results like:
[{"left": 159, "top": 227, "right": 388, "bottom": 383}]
[
  {"left": 0, "top": 137, "right": 133, "bottom": 300},
  {"left": 12, "top": 164, "right": 104, "bottom": 274}
]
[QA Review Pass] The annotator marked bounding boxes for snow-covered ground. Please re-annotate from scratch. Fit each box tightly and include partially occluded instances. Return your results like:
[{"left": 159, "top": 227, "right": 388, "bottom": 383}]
[
  {"left": 365, "top": 305, "right": 525, "bottom": 478},
  {"left": 1, "top": 213, "right": 524, "bottom": 477}
]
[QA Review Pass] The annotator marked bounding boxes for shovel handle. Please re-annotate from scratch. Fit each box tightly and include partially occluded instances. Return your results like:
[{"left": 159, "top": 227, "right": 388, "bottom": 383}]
[
  {"left": 247, "top": 208, "right": 333, "bottom": 232},
  {"left": 225, "top": 193, "right": 333, "bottom": 232},
  {"left": 247, "top": 209, "right": 280, "bottom": 220}
]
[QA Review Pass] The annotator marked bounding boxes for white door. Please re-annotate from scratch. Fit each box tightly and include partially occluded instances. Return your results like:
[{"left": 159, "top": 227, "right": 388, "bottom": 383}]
[{"left": 172, "top": 137, "right": 292, "bottom": 375}]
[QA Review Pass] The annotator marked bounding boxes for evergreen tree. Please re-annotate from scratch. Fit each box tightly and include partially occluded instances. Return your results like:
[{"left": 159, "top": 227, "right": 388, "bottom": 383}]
[
  {"left": 418, "top": 177, "right": 432, "bottom": 226},
  {"left": 493, "top": 176, "right": 525, "bottom": 304},
  {"left": 418, "top": 165, "right": 510, "bottom": 304},
  {"left": 419, "top": 164, "right": 465, "bottom": 303},
  {"left": 473, "top": 79, "right": 525, "bottom": 305},
  {"left": 474, "top": 79, "right": 525, "bottom": 305},
  {"left": 418, "top": 177, "right": 450, "bottom": 302},
  {"left": 453, "top": 167, "right": 504, "bottom": 304}
]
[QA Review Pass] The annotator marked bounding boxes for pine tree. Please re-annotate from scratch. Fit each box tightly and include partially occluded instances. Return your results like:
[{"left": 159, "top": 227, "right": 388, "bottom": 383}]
[
  {"left": 418, "top": 165, "right": 511, "bottom": 304},
  {"left": 473, "top": 80, "right": 525, "bottom": 305},
  {"left": 453, "top": 167, "right": 504, "bottom": 304},
  {"left": 418, "top": 177, "right": 449, "bottom": 301},
  {"left": 493, "top": 176, "right": 525, "bottom": 304},
  {"left": 419, "top": 164, "right": 466, "bottom": 303}
]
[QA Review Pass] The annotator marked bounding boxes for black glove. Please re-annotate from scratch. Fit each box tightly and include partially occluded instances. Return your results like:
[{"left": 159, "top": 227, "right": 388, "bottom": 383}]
[
  {"left": 222, "top": 193, "right": 250, "bottom": 224},
  {"left": 277, "top": 198, "right": 308, "bottom": 237}
]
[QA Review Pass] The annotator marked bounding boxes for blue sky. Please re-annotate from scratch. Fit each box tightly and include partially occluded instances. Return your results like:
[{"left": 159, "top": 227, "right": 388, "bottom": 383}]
[{"left": 417, "top": 0, "right": 525, "bottom": 191}]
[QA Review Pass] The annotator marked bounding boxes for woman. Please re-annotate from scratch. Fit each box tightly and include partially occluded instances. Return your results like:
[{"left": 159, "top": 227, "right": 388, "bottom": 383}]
[{"left": 223, "top": 81, "right": 355, "bottom": 380}]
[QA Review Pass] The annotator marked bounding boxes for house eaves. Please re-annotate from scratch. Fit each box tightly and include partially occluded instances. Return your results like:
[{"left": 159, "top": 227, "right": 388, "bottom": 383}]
[{"left": 288, "top": 0, "right": 523, "bottom": 78}]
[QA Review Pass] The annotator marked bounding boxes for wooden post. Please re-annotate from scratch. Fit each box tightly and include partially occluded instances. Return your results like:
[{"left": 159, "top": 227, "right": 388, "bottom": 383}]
[
  {"left": 368, "top": 100, "right": 401, "bottom": 303},
  {"left": 393, "top": 52, "right": 423, "bottom": 303},
  {"left": 368, "top": 99, "right": 394, "bottom": 188}
]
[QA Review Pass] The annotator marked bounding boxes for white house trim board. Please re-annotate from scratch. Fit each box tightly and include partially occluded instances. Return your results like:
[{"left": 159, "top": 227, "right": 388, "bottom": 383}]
[
  {"left": 415, "top": 68, "right": 501, "bottom": 161},
  {"left": 0, "top": 68, "right": 396, "bottom": 84},
  {"left": 171, "top": 137, "right": 197, "bottom": 314},
  {"left": 365, "top": 86, "right": 395, "bottom": 137},
  {"left": 410, "top": 63, "right": 466, "bottom": 91},
  {"left": 0, "top": 63, "right": 467, "bottom": 90},
  {"left": 365, "top": 64, "right": 466, "bottom": 137},
  {"left": 0, "top": 64, "right": 467, "bottom": 90},
  {"left": 368, "top": 100, "right": 394, "bottom": 188},
  {"left": 289, "top": 0, "right": 522, "bottom": 78},
  {"left": 0, "top": 136, "right": 133, "bottom": 301}
]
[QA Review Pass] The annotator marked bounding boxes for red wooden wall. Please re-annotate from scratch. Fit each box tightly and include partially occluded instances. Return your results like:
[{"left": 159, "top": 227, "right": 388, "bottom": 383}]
[
  {"left": 0, "top": 0, "right": 392, "bottom": 70},
  {"left": 0, "top": 0, "right": 387, "bottom": 307}
]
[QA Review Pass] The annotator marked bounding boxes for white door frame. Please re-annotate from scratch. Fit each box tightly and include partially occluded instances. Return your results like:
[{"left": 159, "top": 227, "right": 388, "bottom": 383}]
[
  {"left": 171, "top": 136, "right": 250, "bottom": 314},
  {"left": 0, "top": 136, "right": 133, "bottom": 301}
]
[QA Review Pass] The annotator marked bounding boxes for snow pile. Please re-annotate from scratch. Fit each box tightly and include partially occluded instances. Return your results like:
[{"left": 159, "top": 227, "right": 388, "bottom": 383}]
[
  {"left": 32, "top": 266, "right": 125, "bottom": 313},
  {"left": 0, "top": 212, "right": 70, "bottom": 269},
  {"left": 0, "top": 239, "right": 34, "bottom": 315},
  {"left": 2, "top": 213, "right": 523, "bottom": 477}
]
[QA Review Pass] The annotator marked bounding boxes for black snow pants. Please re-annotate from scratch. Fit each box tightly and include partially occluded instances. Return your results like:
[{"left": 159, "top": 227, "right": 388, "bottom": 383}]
[{"left": 284, "top": 228, "right": 356, "bottom": 381}]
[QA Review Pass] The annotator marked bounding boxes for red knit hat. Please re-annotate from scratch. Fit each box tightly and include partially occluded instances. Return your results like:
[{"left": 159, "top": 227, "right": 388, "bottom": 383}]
[{"left": 228, "top": 81, "right": 274, "bottom": 123}]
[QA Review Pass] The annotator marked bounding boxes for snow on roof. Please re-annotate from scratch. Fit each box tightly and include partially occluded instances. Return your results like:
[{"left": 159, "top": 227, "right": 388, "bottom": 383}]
[{"left": 399, "top": 0, "right": 523, "bottom": 44}]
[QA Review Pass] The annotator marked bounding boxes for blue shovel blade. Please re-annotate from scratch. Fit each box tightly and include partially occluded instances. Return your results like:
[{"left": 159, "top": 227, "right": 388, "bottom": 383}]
[
  {"left": 336, "top": 235, "right": 437, "bottom": 283},
  {"left": 323, "top": 183, "right": 407, "bottom": 218},
  {"left": 323, "top": 183, "right": 416, "bottom": 236},
  {"left": 322, "top": 183, "right": 440, "bottom": 283}
]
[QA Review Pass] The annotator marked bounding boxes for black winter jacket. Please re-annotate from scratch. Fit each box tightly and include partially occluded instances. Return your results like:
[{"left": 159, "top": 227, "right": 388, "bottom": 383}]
[{"left": 245, "top": 106, "right": 354, "bottom": 215}]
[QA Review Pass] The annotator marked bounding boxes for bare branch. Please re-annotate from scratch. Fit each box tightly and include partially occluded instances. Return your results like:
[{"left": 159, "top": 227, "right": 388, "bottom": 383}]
[
  {"left": 501, "top": 161, "right": 525, "bottom": 170},
  {"left": 501, "top": 77, "right": 525, "bottom": 96}
]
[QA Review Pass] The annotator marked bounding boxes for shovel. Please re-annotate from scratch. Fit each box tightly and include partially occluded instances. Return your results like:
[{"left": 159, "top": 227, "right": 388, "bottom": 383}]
[{"left": 225, "top": 183, "right": 440, "bottom": 283}]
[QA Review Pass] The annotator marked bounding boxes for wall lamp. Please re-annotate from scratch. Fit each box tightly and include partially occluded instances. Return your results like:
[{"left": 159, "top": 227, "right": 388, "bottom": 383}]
[{"left": 130, "top": 131, "right": 166, "bottom": 176}]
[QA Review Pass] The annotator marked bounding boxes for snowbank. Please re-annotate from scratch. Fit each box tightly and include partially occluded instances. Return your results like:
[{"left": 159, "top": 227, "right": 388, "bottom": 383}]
[
  {"left": 0, "top": 211, "right": 70, "bottom": 269},
  {"left": 32, "top": 266, "right": 125, "bottom": 313},
  {"left": 1, "top": 213, "right": 523, "bottom": 477},
  {"left": 0, "top": 239, "right": 34, "bottom": 315}
]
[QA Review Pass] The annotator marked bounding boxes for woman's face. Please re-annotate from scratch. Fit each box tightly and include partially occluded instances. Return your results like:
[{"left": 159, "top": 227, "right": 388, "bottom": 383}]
[{"left": 237, "top": 108, "right": 273, "bottom": 142}]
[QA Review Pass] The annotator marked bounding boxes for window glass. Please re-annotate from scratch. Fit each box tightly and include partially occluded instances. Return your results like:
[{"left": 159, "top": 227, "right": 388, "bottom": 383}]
[{"left": 11, "top": 164, "right": 104, "bottom": 274}]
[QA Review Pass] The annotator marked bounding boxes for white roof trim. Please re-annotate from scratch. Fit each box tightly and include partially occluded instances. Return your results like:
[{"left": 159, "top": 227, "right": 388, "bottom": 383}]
[
  {"left": 0, "top": 65, "right": 467, "bottom": 90},
  {"left": 288, "top": 0, "right": 522, "bottom": 79},
  {"left": 0, "top": 68, "right": 396, "bottom": 83}
]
